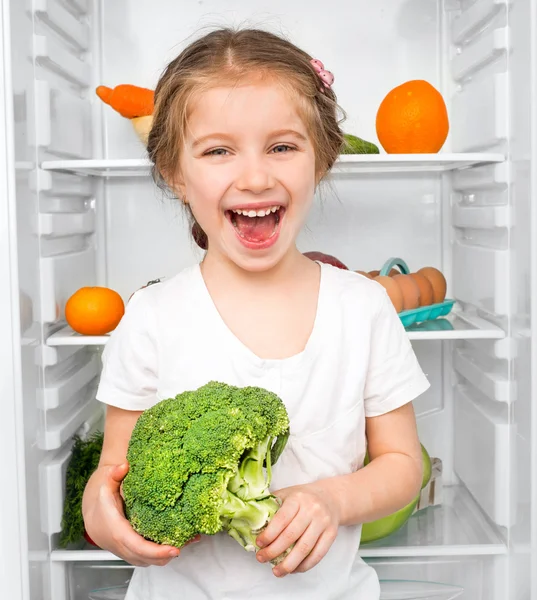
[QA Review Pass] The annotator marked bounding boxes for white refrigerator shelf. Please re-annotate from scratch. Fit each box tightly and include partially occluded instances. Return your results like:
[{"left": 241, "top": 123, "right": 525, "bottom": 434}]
[
  {"left": 46, "top": 312, "right": 505, "bottom": 347},
  {"left": 40, "top": 153, "right": 505, "bottom": 177},
  {"left": 50, "top": 485, "right": 506, "bottom": 562}
]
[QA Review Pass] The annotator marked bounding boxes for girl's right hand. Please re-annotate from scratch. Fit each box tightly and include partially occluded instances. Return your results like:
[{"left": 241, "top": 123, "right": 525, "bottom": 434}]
[{"left": 83, "top": 462, "right": 199, "bottom": 567}]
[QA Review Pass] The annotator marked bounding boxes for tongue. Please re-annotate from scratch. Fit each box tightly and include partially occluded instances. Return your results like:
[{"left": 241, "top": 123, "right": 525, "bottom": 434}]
[{"left": 233, "top": 213, "right": 277, "bottom": 242}]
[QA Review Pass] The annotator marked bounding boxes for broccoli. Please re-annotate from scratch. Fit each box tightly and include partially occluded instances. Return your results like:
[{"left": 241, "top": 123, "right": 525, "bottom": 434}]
[
  {"left": 123, "top": 381, "right": 291, "bottom": 564},
  {"left": 60, "top": 431, "right": 104, "bottom": 547}
]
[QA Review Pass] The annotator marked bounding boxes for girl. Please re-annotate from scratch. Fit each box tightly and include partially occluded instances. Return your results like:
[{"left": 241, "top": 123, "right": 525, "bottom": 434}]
[{"left": 83, "top": 27, "right": 429, "bottom": 600}]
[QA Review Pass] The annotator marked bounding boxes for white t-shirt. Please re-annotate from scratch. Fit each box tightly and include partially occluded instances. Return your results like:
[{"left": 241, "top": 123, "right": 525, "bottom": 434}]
[{"left": 96, "top": 262, "right": 430, "bottom": 600}]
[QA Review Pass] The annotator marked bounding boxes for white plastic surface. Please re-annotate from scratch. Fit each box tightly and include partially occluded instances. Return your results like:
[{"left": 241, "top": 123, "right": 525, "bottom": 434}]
[
  {"left": 34, "top": 0, "right": 89, "bottom": 51},
  {"left": 451, "top": 73, "right": 508, "bottom": 152},
  {"left": 453, "top": 242, "right": 509, "bottom": 316},
  {"left": 35, "top": 169, "right": 93, "bottom": 196},
  {"left": 453, "top": 347, "right": 513, "bottom": 403},
  {"left": 37, "top": 343, "right": 80, "bottom": 367},
  {"left": 46, "top": 326, "right": 118, "bottom": 346},
  {"left": 451, "top": 0, "right": 508, "bottom": 45},
  {"left": 0, "top": 0, "right": 29, "bottom": 597},
  {"left": 40, "top": 154, "right": 506, "bottom": 177},
  {"left": 40, "top": 247, "right": 96, "bottom": 323},
  {"left": 39, "top": 211, "right": 95, "bottom": 237},
  {"left": 369, "top": 555, "right": 503, "bottom": 600},
  {"left": 452, "top": 161, "right": 508, "bottom": 191},
  {"left": 38, "top": 444, "right": 72, "bottom": 535},
  {"left": 451, "top": 27, "right": 509, "bottom": 83},
  {"left": 37, "top": 354, "right": 99, "bottom": 410},
  {"left": 452, "top": 203, "right": 510, "bottom": 229},
  {"left": 35, "top": 80, "right": 92, "bottom": 158},
  {"left": 37, "top": 396, "right": 97, "bottom": 451},
  {"left": 34, "top": 34, "right": 90, "bottom": 88},
  {"left": 61, "top": 0, "right": 87, "bottom": 16},
  {"left": 454, "top": 385, "right": 514, "bottom": 527},
  {"left": 378, "top": 581, "right": 463, "bottom": 599}
]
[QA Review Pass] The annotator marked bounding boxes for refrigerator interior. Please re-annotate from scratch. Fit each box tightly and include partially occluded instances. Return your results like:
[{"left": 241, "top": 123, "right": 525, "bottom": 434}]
[{"left": 3, "top": 0, "right": 536, "bottom": 598}]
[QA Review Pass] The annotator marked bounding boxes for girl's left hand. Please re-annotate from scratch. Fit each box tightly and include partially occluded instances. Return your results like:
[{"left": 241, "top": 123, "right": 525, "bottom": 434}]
[{"left": 255, "top": 482, "right": 341, "bottom": 577}]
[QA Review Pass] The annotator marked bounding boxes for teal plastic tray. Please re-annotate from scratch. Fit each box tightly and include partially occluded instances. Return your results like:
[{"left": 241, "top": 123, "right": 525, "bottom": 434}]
[{"left": 379, "top": 258, "right": 454, "bottom": 327}]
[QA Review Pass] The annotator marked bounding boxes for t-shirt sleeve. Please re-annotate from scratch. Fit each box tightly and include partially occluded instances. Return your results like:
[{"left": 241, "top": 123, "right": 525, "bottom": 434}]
[
  {"left": 363, "top": 288, "right": 430, "bottom": 418},
  {"left": 96, "top": 289, "right": 158, "bottom": 411}
]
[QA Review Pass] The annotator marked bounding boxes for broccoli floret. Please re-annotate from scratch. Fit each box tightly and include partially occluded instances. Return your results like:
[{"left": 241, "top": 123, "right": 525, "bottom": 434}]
[{"left": 123, "top": 381, "right": 290, "bottom": 563}]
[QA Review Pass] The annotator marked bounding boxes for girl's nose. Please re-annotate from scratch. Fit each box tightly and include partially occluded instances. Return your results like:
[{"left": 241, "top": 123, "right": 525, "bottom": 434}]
[{"left": 235, "top": 156, "right": 275, "bottom": 194}]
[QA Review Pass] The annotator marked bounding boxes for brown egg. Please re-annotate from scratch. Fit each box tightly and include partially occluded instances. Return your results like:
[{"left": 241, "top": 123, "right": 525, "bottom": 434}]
[
  {"left": 369, "top": 270, "right": 380, "bottom": 278},
  {"left": 374, "top": 276, "right": 404, "bottom": 313},
  {"left": 388, "top": 268, "right": 401, "bottom": 277},
  {"left": 393, "top": 274, "right": 420, "bottom": 310},
  {"left": 409, "top": 272, "right": 434, "bottom": 306},
  {"left": 355, "top": 270, "right": 371, "bottom": 279},
  {"left": 418, "top": 267, "right": 447, "bottom": 304}
]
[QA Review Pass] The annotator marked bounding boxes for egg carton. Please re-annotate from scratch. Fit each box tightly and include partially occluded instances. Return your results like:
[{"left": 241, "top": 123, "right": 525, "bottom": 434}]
[{"left": 379, "top": 257, "right": 454, "bottom": 327}]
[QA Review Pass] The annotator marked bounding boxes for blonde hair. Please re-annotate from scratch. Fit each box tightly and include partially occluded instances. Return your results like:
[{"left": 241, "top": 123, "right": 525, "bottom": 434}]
[{"left": 147, "top": 27, "right": 345, "bottom": 248}]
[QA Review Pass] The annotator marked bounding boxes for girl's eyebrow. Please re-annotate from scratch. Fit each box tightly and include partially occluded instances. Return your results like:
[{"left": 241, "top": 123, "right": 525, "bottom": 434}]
[
  {"left": 268, "top": 129, "right": 308, "bottom": 142},
  {"left": 191, "top": 133, "right": 234, "bottom": 149},
  {"left": 191, "top": 129, "right": 308, "bottom": 149}
]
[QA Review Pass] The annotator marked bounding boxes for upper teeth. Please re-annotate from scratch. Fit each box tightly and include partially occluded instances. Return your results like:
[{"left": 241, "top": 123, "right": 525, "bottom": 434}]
[{"left": 231, "top": 206, "right": 280, "bottom": 217}]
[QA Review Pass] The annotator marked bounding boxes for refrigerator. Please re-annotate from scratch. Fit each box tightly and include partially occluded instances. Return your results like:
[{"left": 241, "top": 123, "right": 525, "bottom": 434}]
[{"left": 1, "top": 0, "right": 536, "bottom": 598}]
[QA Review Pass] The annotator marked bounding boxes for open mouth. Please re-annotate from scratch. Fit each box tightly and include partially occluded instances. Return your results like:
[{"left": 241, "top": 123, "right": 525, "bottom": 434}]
[{"left": 225, "top": 205, "right": 285, "bottom": 249}]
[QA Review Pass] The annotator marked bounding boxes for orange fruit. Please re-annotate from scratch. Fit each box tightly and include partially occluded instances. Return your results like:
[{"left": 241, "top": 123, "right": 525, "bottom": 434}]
[
  {"left": 376, "top": 80, "right": 449, "bottom": 154},
  {"left": 65, "top": 287, "right": 125, "bottom": 335}
]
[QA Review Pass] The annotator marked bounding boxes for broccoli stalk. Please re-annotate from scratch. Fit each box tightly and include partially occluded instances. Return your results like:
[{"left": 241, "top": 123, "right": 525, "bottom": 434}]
[{"left": 223, "top": 437, "right": 283, "bottom": 555}]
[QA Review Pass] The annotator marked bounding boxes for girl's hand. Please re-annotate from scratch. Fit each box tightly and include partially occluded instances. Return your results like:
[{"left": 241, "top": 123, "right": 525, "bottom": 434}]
[
  {"left": 83, "top": 462, "right": 199, "bottom": 567},
  {"left": 255, "top": 482, "right": 341, "bottom": 577}
]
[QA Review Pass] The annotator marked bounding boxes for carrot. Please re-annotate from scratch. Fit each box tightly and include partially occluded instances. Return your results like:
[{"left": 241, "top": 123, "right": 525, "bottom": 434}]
[{"left": 95, "top": 84, "right": 154, "bottom": 119}]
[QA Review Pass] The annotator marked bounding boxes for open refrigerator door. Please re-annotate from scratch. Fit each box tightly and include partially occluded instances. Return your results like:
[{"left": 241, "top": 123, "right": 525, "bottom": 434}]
[
  {"left": 0, "top": 2, "right": 29, "bottom": 600},
  {"left": 1, "top": 0, "right": 537, "bottom": 599}
]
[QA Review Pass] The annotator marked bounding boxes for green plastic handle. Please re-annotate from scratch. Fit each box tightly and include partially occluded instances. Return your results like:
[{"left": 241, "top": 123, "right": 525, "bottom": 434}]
[{"left": 379, "top": 257, "right": 410, "bottom": 276}]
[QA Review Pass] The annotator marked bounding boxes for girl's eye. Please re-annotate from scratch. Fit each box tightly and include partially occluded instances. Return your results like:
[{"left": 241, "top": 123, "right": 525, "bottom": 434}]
[
  {"left": 271, "top": 144, "right": 295, "bottom": 154},
  {"left": 205, "top": 148, "right": 228, "bottom": 156}
]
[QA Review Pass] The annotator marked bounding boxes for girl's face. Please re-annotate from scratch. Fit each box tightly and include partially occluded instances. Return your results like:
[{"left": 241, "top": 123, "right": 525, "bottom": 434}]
[{"left": 177, "top": 80, "right": 317, "bottom": 272}]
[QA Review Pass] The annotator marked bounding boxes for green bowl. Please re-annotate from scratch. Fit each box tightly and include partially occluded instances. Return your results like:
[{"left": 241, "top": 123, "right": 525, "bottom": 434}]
[
  {"left": 360, "top": 444, "right": 432, "bottom": 544},
  {"left": 361, "top": 497, "right": 419, "bottom": 544}
]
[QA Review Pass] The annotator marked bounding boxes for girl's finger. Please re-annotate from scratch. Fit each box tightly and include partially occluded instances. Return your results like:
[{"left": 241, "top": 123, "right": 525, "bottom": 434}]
[
  {"left": 98, "top": 485, "right": 184, "bottom": 563},
  {"left": 271, "top": 520, "right": 324, "bottom": 576},
  {"left": 257, "top": 509, "right": 311, "bottom": 565},
  {"left": 293, "top": 528, "right": 338, "bottom": 574},
  {"left": 108, "top": 463, "right": 129, "bottom": 485},
  {"left": 256, "top": 498, "right": 300, "bottom": 549},
  {"left": 102, "top": 505, "right": 180, "bottom": 560},
  {"left": 122, "top": 529, "right": 181, "bottom": 561}
]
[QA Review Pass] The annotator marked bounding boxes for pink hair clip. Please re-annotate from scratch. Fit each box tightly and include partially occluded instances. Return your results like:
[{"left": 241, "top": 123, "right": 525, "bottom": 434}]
[{"left": 310, "top": 58, "right": 334, "bottom": 91}]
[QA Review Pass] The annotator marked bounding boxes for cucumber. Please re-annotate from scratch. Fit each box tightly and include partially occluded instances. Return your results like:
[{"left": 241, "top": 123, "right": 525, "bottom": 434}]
[{"left": 341, "top": 133, "right": 380, "bottom": 155}]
